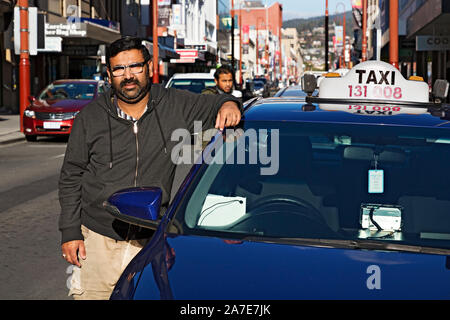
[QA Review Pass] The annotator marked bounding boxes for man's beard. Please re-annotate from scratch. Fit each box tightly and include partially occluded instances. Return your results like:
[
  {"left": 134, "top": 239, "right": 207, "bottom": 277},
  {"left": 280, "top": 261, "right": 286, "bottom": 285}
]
[{"left": 113, "top": 76, "right": 151, "bottom": 104}]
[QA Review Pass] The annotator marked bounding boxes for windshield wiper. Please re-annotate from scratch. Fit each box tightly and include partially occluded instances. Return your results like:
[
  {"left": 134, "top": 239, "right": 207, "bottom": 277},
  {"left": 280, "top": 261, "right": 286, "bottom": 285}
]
[{"left": 241, "top": 236, "right": 450, "bottom": 256}]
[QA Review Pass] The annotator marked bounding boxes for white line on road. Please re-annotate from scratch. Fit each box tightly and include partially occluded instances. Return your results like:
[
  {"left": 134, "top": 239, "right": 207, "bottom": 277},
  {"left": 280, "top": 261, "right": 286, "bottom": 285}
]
[{"left": 50, "top": 154, "right": 66, "bottom": 159}]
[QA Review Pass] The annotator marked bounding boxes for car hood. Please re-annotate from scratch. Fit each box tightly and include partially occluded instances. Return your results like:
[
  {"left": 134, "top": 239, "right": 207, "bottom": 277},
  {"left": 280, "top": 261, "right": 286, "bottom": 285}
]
[
  {"left": 117, "top": 234, "right": 450, "bottom": 300},
  {"left": 29, "top": 99, "right": 91, "bottom": 112}
]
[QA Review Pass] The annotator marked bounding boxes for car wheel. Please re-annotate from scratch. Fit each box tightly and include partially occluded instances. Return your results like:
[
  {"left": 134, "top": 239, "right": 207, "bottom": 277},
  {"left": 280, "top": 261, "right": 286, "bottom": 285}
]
[{"left": 25, "top": 135, "right": 37, "bottom": 142}]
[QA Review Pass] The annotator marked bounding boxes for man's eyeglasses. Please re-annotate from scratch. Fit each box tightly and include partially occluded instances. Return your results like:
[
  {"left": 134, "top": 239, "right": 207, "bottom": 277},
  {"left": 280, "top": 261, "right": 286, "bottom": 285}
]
[{"left": 110, "top": 61, "right": 148, "bottom": 77}]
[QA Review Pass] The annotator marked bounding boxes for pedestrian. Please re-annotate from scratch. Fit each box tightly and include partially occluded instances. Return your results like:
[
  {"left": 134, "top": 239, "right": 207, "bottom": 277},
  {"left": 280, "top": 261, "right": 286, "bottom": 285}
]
[
  {"left": 58, "top": 36, "right": 241, "bottom": 300},
  {"left": 202, "top": 65, "right": 235, "bottom": 95}
]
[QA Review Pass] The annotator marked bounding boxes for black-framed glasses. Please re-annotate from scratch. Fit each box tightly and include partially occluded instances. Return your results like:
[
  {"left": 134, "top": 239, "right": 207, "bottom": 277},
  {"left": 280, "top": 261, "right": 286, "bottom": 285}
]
[{"left": 110, "top": 61, "right": 148, "bottom": 77}]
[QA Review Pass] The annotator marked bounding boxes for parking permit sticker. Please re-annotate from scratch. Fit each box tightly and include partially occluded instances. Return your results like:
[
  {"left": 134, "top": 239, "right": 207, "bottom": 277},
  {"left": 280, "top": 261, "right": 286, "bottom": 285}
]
[{"left": 368, "top": 170, "right": 384, "bottom": 194}]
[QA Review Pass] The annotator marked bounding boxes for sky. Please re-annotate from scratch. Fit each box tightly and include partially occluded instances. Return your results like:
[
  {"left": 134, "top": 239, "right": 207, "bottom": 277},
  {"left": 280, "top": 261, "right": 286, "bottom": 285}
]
[{"left": 271, "top": 0, "right": 353, "bottom": 21}]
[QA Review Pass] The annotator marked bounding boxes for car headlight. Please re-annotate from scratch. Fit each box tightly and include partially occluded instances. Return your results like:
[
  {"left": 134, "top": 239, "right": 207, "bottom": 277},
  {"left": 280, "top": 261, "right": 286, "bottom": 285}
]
[
  {"left": 24, "top": 110, "right": 35, "bottom": 118},
  {"left": 72, "top": 111, "right": 80, "bottom": 118}
]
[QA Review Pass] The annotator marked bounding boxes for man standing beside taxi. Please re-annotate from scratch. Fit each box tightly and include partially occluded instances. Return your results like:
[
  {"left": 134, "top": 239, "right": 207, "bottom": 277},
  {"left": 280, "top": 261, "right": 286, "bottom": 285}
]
[{"left": 58, "top": 37, "right": 241, "bottom": 300}]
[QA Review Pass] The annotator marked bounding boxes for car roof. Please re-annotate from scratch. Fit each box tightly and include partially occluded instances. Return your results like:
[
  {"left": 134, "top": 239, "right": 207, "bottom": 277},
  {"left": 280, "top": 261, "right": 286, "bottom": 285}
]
[
  {"left": 244, "top": 98, "right": 450, "bottom": 129},
  {"left": 169, "top": 73, "right": 214, "bottom": 79}
]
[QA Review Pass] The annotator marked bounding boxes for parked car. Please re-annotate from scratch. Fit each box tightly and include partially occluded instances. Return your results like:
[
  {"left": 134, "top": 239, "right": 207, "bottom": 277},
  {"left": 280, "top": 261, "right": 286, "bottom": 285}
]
[
  {"left": 253, "top": 76, "right": 270, "bottom": 97},
  {"left": 166, "top": 73, "right": 242, "bottom": 98},
  {"left": 23, "top": 79, "right": 105, "bottom": 141},
  {"left": 252, "top": 80, "right": 270, "bottom": 98},
  {"left": 106, "top": 61, "right": 450, "bottom": 299}
]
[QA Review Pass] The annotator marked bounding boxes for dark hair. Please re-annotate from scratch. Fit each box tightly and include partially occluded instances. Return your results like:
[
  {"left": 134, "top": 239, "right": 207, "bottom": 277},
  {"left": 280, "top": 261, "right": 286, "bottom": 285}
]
[
  {"left": 106, "top": 36, "right": 151, "bottom": 69},
  {"left": 214, "top": 65, "right": 234, "bottom": 80}
]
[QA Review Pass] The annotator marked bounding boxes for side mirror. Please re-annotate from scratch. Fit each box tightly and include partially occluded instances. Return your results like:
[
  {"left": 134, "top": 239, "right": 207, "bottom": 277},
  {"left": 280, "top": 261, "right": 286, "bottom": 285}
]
[
  {"left": 104, "top": 187, "right": 162, "bottom": 230},
  {"left": 28, "top": 95, "right": 36, "bottom": 103}
]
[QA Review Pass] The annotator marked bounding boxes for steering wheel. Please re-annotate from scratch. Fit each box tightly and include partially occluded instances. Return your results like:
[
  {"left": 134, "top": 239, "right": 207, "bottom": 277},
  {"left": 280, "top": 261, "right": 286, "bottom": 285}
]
[
  {"left": 247, "top": 194, "right": 328, "bottom": 226},
  {"left": 54, "top": 89, "right": 68, "bottom": 98}
]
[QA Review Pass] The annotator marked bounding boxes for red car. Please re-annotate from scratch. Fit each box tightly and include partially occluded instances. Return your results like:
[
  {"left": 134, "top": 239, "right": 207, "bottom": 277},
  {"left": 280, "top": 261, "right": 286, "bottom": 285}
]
[{"left": 23, "top": 79, "right": 106, "bottom": 141}]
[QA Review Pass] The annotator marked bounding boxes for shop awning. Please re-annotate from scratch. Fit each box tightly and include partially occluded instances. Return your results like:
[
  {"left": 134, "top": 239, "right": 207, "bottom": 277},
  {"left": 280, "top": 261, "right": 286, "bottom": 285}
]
[
  {"left": 142, "top": 40, "right": 180, "bottom": 60},
  {"left": 45, "top": 19, "right": 121, "bottom": 44}
]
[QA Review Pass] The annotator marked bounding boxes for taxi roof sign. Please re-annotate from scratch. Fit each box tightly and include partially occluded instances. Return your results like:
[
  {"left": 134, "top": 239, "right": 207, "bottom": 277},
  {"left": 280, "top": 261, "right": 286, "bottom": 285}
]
[{"left": 318, "top": 61, "right": 429, "bottom": 104}]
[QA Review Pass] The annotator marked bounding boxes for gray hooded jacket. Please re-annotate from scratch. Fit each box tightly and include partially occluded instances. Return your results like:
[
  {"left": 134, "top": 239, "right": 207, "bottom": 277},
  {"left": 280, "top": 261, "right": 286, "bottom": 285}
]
[{"left": 58, "top": 84, "right": 240, "bottom": 243}]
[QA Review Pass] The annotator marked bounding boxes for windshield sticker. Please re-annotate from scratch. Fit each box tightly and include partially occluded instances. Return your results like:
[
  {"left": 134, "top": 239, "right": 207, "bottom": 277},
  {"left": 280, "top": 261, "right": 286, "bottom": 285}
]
[
  {"left": 360, "top": 204, "right": 403, "bottom": 232},
  {"left": 198, "top": 194, "right": 246, "bottom": 227}
]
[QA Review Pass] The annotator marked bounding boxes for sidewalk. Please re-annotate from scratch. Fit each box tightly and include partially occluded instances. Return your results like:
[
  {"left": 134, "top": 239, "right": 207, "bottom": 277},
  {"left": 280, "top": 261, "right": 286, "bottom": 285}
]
[{"left": 0, "top": 114, "right": 24, "bottom": 145}]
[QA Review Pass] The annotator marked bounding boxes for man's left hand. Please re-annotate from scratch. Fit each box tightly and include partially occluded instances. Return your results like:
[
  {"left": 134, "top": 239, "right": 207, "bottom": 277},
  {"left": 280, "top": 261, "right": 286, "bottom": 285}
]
[{"left": 215, "top": 101, "right": 241, "bottom": 131}]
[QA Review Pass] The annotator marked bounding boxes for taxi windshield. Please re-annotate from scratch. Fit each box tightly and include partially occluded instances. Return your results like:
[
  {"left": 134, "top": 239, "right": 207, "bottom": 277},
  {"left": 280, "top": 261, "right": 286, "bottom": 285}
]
[{"left": 173, "top": 121, "right": 450, "bottom": 252}]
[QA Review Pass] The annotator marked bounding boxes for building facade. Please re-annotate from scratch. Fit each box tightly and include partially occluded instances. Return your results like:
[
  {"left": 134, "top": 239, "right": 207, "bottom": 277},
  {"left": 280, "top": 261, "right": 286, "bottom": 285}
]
[
  {"left": 233, "top": 0, "right": 283, "bottom": 82},
  {"left": 1, "top": 0, "right": 124, "bottom": 113},
  {"left": 282, "top": 27, "right": 304, "bottom": 84},
  {"left": 374, "top": 0, "right": 449, "bottom": 91}
]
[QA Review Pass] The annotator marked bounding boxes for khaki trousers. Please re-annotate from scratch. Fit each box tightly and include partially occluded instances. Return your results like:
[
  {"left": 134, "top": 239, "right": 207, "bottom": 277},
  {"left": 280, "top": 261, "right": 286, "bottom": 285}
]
[{"left": 68, "top": 225, "right": 148, "bottom": 300}]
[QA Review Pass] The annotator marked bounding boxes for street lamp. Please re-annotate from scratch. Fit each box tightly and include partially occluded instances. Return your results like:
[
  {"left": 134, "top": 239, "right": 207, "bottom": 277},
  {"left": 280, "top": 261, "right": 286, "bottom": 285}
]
[
  {"left": 230, "top": 0, "right": 246, "bottom": 86},
  {"left": 325, "top": 0, "right": 329, "bottom": 71},
  {"left": 152, "top": 0, "right": 159, "bottom": 83}
]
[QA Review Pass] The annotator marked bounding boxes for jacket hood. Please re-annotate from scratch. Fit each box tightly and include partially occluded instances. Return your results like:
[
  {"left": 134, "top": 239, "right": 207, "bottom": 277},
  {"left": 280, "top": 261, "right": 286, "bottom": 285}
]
[
  {"left": 99, "top": 83, "right": 167, "bottom": 117},
  {"left": 99, "top": 84, "right": 169, "bottom": 170}
]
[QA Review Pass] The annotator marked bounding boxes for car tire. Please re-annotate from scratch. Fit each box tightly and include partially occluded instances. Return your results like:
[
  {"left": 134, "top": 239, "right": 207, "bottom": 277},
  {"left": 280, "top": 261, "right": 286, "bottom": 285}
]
[{"left": 25, "top": 135, "right": 37, "bottom": 142}]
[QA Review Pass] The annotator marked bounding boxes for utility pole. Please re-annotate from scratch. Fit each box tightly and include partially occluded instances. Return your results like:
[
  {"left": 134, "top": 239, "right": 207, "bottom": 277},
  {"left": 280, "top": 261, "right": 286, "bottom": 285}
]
[
  {"left": 231, "top": 0, "right": 235, "bottom": 77},
  {"left": 325, "top": 0, "right": 329, "bottom": 71},
  {"left": 256, "top": 23, "right": 259, "bottom": 75},
  {"left": 18, "top": 0, "right": 30, "bottom": 132},
  {"left": 342, "top": 7, "right": 346, "bottom": 69},
  {"left": 362, "top": 0, "right": 368, "bottom": 62},
  {"left": 239, "top": 4, "right": 243, "bottom": 86},
  {"left": 152, "top": 0, "right": 159, "bottom": 83},
  {"left": 389, "top": 0, "right": 399, "bottom": 69}
]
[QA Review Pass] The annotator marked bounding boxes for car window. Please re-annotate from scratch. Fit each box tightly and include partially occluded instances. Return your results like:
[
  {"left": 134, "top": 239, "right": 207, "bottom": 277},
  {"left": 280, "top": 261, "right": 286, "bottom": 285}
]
[
  {"left": 253, "top": 81, "right": 264, "bottom": 89},
  {"left": 278, "top": 89, "right": 308, "bottom": 97},
  {"left": 39, "top": 83, "right": 97, "bottom": 100},
  {"left": 168, "top": 79, "right": 216, "bottom": 94},
  {"left": 172, "top": 120, "right": 450, "bottom": 251}
]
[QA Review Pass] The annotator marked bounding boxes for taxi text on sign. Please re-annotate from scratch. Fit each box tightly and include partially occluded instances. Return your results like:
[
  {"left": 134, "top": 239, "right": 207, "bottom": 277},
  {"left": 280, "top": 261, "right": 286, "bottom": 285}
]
[{"left": 319, "top": 61, "right": 429, "bottom": 103}]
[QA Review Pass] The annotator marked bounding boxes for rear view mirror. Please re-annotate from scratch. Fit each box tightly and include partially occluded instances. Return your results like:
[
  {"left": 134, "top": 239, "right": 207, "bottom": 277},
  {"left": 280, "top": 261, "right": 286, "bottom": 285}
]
[
  {"left": 344, "top": 146, "right": 373, "bottom": 161},
  {"left": 104, "top": 187, "right": 162, "bottom": 229},
  {"left": 344, "top": 147, "right": 406, "bottom": 163}
]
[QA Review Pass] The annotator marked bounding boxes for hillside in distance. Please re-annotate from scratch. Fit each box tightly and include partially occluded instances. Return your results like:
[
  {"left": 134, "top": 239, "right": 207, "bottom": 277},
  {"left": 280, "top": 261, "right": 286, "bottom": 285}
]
[{"left": 283, "top": 11, "right": 355, "bottom": 36}]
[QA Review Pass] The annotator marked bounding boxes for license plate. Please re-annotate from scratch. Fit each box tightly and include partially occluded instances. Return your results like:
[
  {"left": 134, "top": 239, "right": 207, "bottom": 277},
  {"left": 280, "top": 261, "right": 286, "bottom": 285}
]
[{"left": 43, "top": 122, "right": 62, "bottom": 129}]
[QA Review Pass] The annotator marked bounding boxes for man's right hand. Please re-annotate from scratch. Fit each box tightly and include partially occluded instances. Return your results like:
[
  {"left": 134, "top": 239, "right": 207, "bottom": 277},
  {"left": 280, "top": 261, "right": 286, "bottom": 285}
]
[{"left": 61, "top": 240, "right": 86, "bottom": 267}]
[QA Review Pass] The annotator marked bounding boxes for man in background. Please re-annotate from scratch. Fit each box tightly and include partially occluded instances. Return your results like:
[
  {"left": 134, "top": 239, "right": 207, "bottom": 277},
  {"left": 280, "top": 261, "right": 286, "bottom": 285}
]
[{"left": 202, "top": 66, "right": 235, "bottom": 95}]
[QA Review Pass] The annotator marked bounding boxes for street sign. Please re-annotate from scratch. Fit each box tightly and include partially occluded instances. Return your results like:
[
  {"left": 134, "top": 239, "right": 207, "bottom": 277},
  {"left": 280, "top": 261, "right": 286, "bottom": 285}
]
[
  {"left": 14, "top": 6, "right": 37, "bottom": 55},
  {"left": 416, "top": 36, "right": 450, "bottom": 51}
]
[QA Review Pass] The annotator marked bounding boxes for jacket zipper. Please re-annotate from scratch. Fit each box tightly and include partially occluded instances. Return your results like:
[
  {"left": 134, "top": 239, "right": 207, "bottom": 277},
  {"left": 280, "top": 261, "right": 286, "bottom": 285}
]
[{"left": 133, "top": 121, "right": 139, "bottom": 187}]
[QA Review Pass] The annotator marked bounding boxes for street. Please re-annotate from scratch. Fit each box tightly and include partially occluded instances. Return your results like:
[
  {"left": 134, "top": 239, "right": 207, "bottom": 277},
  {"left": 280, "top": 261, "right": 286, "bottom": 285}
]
[
  {"left": 0, "top": 135, "right": 191, "bottom": 300},
  {"left": 0, "top": 137, "right": 70, "bottom": 300}
]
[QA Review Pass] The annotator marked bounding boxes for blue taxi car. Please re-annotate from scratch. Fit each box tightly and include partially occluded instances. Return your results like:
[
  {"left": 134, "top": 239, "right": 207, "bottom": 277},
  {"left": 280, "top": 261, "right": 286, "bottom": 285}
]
[{"left": 105, "top": 61, "right": 450, "bottom": 299}]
